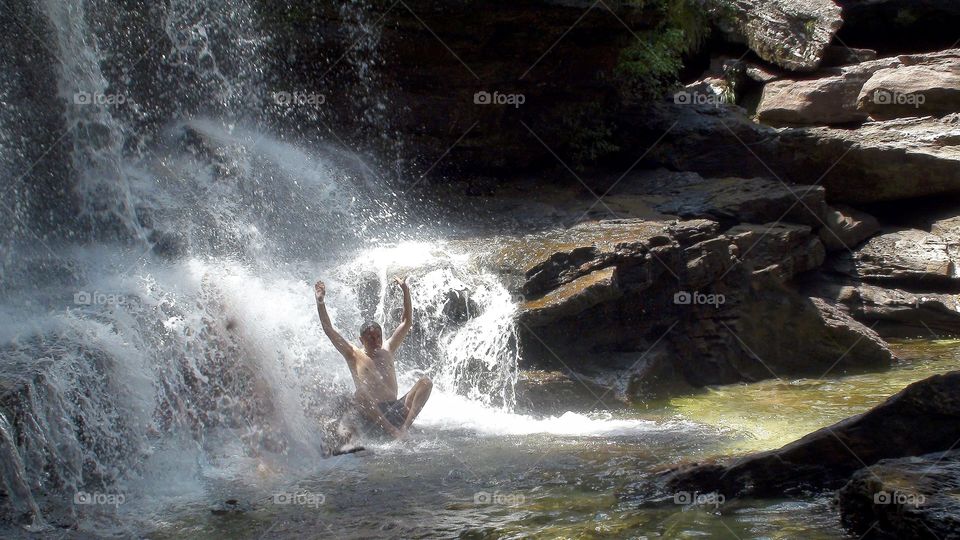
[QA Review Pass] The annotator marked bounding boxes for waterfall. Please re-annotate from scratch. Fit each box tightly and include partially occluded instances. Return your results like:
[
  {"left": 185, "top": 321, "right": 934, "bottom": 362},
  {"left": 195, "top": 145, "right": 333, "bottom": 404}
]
[{"left": 0, "top": 0, "right": 523, "bottom": 531}]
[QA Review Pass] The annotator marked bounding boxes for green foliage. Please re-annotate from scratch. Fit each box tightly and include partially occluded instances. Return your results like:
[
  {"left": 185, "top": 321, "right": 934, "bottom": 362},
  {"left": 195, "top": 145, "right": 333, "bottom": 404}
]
[
  {"left": 559, "top": 102, "right": 621, "bottom": 169},
  {"left": 615, "top": 0, "right": 710, "bottom": 100}
]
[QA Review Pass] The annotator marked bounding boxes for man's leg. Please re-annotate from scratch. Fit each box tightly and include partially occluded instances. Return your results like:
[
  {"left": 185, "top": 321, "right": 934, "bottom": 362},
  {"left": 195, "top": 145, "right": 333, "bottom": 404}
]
[{"left": 400, "top": 377, "right": 433, "bottom": 430}]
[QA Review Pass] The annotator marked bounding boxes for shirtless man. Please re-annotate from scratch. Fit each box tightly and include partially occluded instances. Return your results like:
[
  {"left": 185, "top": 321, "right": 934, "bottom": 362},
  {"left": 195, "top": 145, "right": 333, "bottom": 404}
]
[{"left": 314, "top": 277, "right": 432, "bottom": 439}]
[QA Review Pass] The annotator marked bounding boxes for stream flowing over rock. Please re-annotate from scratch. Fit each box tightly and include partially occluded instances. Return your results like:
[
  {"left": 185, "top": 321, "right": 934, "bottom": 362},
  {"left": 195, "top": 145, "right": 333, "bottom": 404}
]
[{"left": 644, "top": 371, "right": 960, "bottom": 498}]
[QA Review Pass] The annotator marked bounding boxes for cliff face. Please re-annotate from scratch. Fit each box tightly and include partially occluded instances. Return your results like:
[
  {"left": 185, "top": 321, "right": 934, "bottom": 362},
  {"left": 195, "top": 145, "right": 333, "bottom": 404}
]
[{"left": 258, "top": 0, "right": 708, "bottom": 177}]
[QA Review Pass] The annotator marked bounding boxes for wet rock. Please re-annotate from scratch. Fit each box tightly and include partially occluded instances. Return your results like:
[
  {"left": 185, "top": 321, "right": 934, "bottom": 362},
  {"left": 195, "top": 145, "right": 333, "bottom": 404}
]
[
  {"left": 829, "top": 228, "right": 958, "bottom": 288},
  {"left": 149, "top": 230, "right": 188, "bottom": 260},
  {"left": 520, "top": 267, "right": 621, "bottom": 327},
  {"left": 514, "top": 369, "right": 621, "bottom": 415},
  {"left": 839, "top": 450, "right": 960, "bottom": 540},
  {"left": 818, "top": 205, "right": 880, "bottom": 252},
  {"left": 858, "top": 54, "right": 960, "bottom": 120},
  {"left": 703, "top": 0, "right": 843, "bottom": 72},
  {"left": 502, "top": 217, "right": 894, "bottom": 394},
  {"left": 210, "top": 499, "right": 249, "bottom": 516},
  {"left": 654, "top": 371, "right": 960, "bottom": 498}
]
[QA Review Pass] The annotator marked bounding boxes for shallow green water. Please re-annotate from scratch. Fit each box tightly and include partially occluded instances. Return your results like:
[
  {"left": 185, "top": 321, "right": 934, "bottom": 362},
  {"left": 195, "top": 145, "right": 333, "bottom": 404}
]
[{"left": 132, "top": 339, "right": 959, "bottom": 539}]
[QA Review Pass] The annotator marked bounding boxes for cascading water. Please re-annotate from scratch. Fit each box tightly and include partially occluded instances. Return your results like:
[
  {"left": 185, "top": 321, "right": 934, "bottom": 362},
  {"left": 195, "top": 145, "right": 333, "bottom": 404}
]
[{"left": 0, "top": 1, "right": 657, "bottom": 535}]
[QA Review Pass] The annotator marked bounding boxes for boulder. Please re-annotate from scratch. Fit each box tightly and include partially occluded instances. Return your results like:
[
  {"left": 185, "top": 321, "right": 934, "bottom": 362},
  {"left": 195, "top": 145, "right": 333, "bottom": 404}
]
[
  {"left": 818, "top": 204, "right": 880, "bottom": 251},
  {"left": 805, "top": 276, "right": 960, "bottom": 338},
  {"left": 502, "top": 218, "right": 895, "bottom": 395},
  {"left": 703, "top": 0, "right": 843, "bottom": 72},
  {"left": 776, "top": 114, "right": 960, "bottom": 203},
  {"left": 829, "top": 228, "right": 958, "bottom": 288},
  {"left": 756, "top": 50, "right": 959, "bottom": 125},
  {"left": 858, "top": 62, "right": 960, "bottom": 120},
  {"left": 839, "top": 450, "right": 960, "bottom": 540},
  {"left": 756, "top": 58, "right": 899, "bottom": 125},
  {"left": 520, "top": 266, "right": 621, "bottom": 327},
  {"left": 652, "top": 371, "right": 960, "bottom": 498}
]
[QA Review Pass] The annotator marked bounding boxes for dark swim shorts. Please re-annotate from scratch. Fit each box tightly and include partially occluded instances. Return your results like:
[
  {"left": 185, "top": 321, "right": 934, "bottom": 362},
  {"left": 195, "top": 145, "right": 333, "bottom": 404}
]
[{"left": 377, "top": 394, "right": 409, "bottom": 429}]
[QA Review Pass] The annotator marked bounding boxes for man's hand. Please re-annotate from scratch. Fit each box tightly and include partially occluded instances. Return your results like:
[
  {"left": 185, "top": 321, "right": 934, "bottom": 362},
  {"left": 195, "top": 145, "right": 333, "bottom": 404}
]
[
  {"left": 314, "top": 280, "right": 326, "bottom": 303},
  {"left": 393, "top": 276, "right": 409, "bottom": 291}
]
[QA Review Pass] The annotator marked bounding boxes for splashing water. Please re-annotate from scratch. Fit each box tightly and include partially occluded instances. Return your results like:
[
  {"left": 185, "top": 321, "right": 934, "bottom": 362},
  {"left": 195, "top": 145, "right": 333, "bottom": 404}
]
[{"left": 0, "top": 1, "right": 665, "bottom": 534}]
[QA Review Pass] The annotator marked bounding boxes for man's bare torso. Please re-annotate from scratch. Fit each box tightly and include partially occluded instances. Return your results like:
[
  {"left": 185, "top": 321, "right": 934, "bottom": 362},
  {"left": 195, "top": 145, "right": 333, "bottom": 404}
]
[{"left": 349, "top": 347, "right": 398, "bottom": 403}]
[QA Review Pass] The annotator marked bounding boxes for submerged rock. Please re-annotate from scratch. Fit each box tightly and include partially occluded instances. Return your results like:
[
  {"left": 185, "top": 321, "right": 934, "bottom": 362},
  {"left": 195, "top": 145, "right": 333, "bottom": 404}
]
[
  {"left": 653, "top": 371, "right": 960, "bottom": 498},
  {"left": 839, "top": 450, "right": 960, "bottom": 539},
  {"left": 514, "top": 369, "right": 621, "bottom": 415}
]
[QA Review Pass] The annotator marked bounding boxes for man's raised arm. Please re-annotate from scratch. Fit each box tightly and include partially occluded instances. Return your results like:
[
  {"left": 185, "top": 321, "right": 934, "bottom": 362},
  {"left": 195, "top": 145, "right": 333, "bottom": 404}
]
[
  {"left": 385, "top": 276, "right": 412, "bottom": 353},
  {"left": 314, "top": 280, "right": 354, "bottom": 358}
]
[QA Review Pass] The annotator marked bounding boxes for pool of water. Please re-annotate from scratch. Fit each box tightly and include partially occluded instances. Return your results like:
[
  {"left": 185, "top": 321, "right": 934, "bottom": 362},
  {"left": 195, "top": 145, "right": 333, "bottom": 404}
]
[{"left": 31, "top": 340, "right": 959, "bottom": 539}]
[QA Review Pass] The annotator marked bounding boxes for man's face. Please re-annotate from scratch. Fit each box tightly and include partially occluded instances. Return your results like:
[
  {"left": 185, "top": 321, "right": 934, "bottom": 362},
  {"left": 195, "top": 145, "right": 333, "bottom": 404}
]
[{"left": 360, "top": 327, "right": 383, "bottom": 350}]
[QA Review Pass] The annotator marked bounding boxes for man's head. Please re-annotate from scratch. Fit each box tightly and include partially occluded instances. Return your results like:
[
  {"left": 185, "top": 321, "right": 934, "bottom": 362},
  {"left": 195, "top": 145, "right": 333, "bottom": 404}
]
[{"left": 359, "top": 321, "right": 383, "bottom": 350}]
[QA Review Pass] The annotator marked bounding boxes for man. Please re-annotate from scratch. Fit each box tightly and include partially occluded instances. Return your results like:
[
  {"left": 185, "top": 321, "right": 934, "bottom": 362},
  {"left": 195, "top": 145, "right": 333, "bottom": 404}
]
[{"left": 314, "top": 277, "right": 432, "bottom": 439}]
